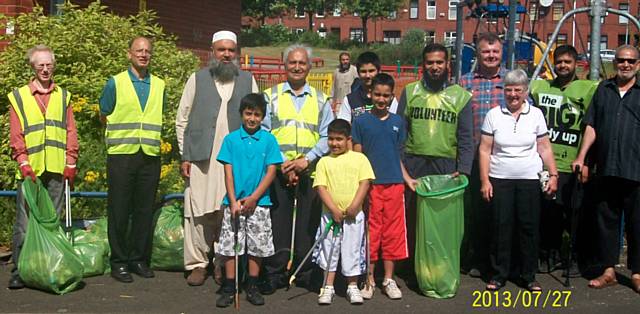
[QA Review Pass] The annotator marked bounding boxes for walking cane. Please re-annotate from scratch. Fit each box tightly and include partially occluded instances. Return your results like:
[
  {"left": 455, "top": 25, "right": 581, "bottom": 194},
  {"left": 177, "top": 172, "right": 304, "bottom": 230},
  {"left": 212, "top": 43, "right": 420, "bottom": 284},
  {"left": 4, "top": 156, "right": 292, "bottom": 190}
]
[
  {"left": 288, "top": 219, "right": 335, "bottom": 288},
  {"left": 319, "top": 222, "right": 342, "bottom": 297},
  {"left": 64, "top": 179, "right": 72, "bottom": 243},
  {"left": 233, "top": 212, "right": 240, "bottom": 310},
  {"left": 564, "top": 166, "right": 583, "bottom": 287},
  {"left": 287, "top": 188, "right": 298, "bottom": 273}
]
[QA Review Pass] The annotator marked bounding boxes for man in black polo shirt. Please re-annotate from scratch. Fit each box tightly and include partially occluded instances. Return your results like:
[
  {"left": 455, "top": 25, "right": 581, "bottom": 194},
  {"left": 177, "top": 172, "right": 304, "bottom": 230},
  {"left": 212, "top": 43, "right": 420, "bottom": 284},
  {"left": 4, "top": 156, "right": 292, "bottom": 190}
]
[{"left": 572, "top": 45, "right": 640, "bottom": 293}]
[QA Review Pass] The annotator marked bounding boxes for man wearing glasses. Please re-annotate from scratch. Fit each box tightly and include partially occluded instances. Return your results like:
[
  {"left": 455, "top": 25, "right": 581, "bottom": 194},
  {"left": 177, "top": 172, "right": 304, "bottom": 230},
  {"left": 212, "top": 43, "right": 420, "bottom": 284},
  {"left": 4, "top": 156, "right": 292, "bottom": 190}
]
[
  {"left": 7, "top": 45, "right": 79, "bottom": 289},
  {"left": 100, "top": 36, "right": 165, "bottom": 283},
  {"left": 572, "top": 45, "right": 640, "bottom": 293}
]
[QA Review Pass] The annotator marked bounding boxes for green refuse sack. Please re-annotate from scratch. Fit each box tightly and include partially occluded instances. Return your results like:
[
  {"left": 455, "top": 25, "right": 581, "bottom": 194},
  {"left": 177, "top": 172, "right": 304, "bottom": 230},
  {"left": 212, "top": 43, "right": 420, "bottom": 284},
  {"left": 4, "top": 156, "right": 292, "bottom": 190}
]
[
  {"left": 150, "top": 203, "right": 184, "bottom": 271},
  {"left": 415, "top": 174, "right": 468, "bottom": 298},
  {"left": 17, "top": 179, "right": 84, "bottom": 294},
  {"left": 72, "top": 220, "right": 110, "bottom": 277}
]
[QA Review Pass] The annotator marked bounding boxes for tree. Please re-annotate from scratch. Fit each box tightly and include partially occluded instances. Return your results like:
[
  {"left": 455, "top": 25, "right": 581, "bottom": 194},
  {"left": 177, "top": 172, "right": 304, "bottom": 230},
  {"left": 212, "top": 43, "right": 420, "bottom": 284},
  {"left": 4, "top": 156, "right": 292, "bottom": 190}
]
[
  {"left": 292, "top": 0, "right": 340, "bottom": 31},
  {"left": 340, "top": 0, "right": 405, "bottom": 44},
  {"left": 242, "top": 0, "right": 291, "bottom": 26}
]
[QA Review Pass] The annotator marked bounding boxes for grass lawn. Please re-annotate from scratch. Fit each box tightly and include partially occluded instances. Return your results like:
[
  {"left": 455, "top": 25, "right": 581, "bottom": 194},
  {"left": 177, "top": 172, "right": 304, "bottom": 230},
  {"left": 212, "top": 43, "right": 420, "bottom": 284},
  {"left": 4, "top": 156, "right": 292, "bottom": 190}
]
[{"left": 241, "top": 45, "right": 343, "bottom": 73}]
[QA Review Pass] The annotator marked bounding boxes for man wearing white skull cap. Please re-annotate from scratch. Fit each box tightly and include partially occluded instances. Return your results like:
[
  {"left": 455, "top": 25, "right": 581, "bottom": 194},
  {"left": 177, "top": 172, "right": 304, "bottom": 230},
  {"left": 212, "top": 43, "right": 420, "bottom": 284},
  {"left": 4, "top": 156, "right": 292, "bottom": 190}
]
[{"left": 176, "top": 30, "right": 258, "bottom": 286}]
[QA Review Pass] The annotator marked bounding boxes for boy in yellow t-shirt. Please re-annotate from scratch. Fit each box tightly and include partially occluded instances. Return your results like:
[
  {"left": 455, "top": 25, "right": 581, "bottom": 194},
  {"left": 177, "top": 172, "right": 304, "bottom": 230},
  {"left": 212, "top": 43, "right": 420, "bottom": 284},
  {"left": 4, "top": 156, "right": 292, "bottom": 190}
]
[{"left": 312, "top": 119, "right": 375, "bottom": 305}]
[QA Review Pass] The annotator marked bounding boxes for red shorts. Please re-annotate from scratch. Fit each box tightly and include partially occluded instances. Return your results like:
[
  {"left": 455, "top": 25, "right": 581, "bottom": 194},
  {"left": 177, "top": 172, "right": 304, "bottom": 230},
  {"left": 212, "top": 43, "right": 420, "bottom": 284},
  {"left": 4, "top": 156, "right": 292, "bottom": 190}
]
[{"left": 368, "top": 183, "right": 408, "bottom": 261}]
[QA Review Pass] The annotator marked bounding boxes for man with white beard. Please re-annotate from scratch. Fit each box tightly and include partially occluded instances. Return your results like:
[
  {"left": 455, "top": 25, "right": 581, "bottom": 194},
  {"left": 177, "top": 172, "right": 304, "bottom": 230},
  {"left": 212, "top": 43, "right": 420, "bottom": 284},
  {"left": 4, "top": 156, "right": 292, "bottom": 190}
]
[{"left": 176, "top": 30, "right": 259, "bottom": 286}]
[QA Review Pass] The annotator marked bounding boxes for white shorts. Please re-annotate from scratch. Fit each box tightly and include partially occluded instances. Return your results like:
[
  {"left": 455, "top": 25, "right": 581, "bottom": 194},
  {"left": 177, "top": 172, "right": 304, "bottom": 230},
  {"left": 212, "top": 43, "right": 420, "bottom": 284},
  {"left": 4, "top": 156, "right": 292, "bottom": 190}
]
[
  {"left": 217, "top": 206, "right": 275, "bottom": 258},
  {"left": 312, "top": 211, "right": 366, "bottom": 277}
]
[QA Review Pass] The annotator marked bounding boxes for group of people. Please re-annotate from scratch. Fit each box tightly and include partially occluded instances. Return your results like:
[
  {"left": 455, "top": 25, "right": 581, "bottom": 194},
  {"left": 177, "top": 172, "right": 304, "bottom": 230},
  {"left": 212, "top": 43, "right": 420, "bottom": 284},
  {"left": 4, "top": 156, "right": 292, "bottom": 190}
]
[{"left": 7, "top": 28, "right": 640, "bottom": 307}]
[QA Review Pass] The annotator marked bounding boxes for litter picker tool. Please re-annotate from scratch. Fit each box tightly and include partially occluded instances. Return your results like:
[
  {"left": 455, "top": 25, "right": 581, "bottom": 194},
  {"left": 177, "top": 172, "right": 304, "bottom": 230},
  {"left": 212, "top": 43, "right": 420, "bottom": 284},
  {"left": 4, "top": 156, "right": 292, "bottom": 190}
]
[
  {"left": 233, "top": 212, "right": 240, "bottom": 310},
  {"left": 287, "top": 188, "right": 298, "bottom": 273},
  {"left": 64, "top": 179, "right": 72, "bottom": 243},
  {"left": 319, "top": 222, "right": 341, "bottom": 297},
  {"left": 288, "top": 219, "right": 335, "bottom": 288},
  {"left": 564, "top": 166, "right": 583, "bottom": 287}
]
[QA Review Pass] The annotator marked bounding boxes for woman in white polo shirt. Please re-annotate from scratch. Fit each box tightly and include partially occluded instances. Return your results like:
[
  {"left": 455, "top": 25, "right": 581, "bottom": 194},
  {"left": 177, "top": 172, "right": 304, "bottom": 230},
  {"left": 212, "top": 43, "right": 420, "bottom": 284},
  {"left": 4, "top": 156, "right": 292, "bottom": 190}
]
[{"left": 478, "top": 69, "right": 558, "bottom": 292}]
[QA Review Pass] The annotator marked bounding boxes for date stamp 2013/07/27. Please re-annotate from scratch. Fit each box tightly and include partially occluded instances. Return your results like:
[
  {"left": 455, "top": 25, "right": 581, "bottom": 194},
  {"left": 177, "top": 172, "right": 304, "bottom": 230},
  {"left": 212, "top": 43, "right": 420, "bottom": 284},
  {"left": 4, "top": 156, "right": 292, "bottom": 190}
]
[{"left": 471, "top": 290, "right": 571, "bottom": 308}]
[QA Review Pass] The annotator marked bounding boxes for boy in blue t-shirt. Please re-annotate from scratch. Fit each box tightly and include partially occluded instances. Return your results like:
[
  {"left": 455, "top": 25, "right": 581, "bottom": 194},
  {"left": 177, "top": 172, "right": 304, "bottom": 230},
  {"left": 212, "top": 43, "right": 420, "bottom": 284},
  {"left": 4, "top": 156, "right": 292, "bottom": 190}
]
[
  {"left": 352, "top": 73, "right": 416, "bottom": 300},
  {"left": 215, "top": 93, "right": 283, "bottom": 308}
]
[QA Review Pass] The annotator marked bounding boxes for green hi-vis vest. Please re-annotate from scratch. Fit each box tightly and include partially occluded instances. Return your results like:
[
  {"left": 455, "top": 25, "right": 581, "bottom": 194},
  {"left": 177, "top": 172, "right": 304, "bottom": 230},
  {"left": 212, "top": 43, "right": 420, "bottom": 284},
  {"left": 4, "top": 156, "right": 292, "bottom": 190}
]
[
  {"left": 105, "top": 71, "right": 165, "bottom": 156},
  {"left": 530, "top": 79, "right": 599, "bottom": 173},
  {"left": 265, "top": 83, "right": 327, "bottom": 161},
  {"left": 404, "top": 82, "right": 471, "bottom": 158},
  {"left": 8, "top": 85, "right": 70, "bottom": 176}
]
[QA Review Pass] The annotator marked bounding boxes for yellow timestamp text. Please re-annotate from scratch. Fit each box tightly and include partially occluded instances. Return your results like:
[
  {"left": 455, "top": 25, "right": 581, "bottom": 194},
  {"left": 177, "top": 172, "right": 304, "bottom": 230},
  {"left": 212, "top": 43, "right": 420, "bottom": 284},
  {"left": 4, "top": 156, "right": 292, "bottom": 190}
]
[{"left": 471, "top": 290, "right": 571, "bottom": 308}]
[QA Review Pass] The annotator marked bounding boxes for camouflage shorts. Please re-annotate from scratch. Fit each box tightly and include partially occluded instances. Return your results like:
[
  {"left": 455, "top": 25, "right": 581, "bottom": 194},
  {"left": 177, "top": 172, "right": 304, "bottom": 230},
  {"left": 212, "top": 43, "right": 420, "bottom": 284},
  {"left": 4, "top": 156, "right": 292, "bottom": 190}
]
[{"left": 217, "top": 205, "right": 275, "bottom": 258}]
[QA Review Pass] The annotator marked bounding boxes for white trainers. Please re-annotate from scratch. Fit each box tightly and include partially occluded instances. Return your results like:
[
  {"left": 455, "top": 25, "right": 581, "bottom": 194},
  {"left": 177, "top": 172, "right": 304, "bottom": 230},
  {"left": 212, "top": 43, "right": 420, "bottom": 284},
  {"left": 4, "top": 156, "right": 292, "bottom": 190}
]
[
  {"left": 347, "top": 284, "right": 364, "bottom": 304},
  {"left": 382, "top": 278, "right": 403, "bottom": 300},
  {"left": 318, "top": 286, "right": 335, "bottom": 305},
  {"left": 360, "top": 281, "right": 376, "bottom": 299}
]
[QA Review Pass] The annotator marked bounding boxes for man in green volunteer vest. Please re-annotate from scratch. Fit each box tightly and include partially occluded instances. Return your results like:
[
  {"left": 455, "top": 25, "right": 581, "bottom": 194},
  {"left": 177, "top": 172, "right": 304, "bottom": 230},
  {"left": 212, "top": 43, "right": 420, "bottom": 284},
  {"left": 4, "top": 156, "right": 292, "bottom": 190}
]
[
  {"left": 259, "top": 44, "right": 334, "bottom": 294},
  {"left": 7, "top": 45, "right": 79, "bottom": 289},
  {"left": 530, "top": 45, "right": 598, "bottom": 276},
  {"left": 100, "top": 36, "right": 165, "bottom": 283},
  {"left": 397, "top": 43, "right": 473, "bottom": 280}
]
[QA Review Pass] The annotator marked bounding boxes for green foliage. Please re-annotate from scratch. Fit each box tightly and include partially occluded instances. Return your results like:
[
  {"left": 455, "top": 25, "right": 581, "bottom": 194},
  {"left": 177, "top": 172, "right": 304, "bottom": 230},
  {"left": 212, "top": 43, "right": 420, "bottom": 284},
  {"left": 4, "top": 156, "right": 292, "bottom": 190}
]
[
  {"left": 240, "top": 24, "right": 294, "bottom": 47},
  {"left": 349, "top": 30, "right": 426, "bottom": 66},
  {"left": 339, "top": 0, "right": 405, "bottom": 44},
  {"left": 242, "top": 0, "right": 291, "bottom": 25},
  {"left": 0, "top": 2, "right": 199, "bottom": 246}
]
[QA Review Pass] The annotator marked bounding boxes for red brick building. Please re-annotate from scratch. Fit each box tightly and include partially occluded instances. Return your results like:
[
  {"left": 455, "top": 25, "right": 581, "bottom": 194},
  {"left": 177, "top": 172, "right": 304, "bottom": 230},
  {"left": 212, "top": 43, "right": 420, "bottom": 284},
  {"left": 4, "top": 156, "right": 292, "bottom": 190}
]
[
  {"left": 264, "top": 0, "right": 639, "bottom": 53},
  {"left": 0, "top": 0, "right": 241, "bottom": 58}
]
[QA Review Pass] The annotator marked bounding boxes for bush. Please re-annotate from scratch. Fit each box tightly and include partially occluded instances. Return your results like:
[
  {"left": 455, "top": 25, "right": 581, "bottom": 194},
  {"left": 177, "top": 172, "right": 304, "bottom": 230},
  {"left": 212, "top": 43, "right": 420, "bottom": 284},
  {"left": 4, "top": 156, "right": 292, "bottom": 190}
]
[
  {"left": 240, "top": 24, "right": 293, "bottom": 47},
  {"left": 348, "top": 29, "right": 427, "bottom": 67},
  {"left": 0, "top": 2, "right": 199, "bottom": 246}
]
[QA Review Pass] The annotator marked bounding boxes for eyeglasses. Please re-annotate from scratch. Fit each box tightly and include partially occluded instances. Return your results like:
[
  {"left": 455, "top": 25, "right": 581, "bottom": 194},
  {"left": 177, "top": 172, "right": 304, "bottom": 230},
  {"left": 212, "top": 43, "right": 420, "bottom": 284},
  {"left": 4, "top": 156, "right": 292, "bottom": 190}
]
[
  {"left": 34, "top": 64, "right": 54, "bottom": 71},
  {"left": 615, "top": 58, "right": 638, "bottom": 64}
]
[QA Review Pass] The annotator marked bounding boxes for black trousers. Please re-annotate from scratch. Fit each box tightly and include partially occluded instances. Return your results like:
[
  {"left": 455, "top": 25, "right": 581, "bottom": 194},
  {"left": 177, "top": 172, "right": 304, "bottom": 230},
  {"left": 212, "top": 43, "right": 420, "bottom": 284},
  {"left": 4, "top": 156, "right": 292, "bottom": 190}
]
[
  {"left": 107, "top": 150, "right": 160, "bottom": 268},
  {"left": 593, "top": 176, "right": 640, "bottom": 273},
  {"left": 262, "top": 172, "right": 322, "bottom": 281},
  {"left": 461, "top": 157, "right": 490, "bottom": 272},
  {"left": 488, "top": 178, "right": 540, "bottom": 284}
]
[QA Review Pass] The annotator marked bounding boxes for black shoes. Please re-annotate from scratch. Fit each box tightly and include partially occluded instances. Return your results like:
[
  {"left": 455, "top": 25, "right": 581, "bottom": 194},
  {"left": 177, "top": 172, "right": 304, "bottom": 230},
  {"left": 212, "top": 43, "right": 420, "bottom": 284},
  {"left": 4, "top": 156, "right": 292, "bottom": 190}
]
[
  {"left": 246, "top": 284, "right": 265, "bottom": 306},
  {"left": 129, "top": 262, "right": 155, "bottom": 278},
  {"left": 111, "top": 266, "right": 134, "bottom": 283},
  {"left": 258, "top": 275, "right": 286, "bottom": 295},
  {"left": 216, "top": 289, "right": 236, "bottom": 308},
  {"left": 8, "top": 274, "right": 25, "bottom": 289}
]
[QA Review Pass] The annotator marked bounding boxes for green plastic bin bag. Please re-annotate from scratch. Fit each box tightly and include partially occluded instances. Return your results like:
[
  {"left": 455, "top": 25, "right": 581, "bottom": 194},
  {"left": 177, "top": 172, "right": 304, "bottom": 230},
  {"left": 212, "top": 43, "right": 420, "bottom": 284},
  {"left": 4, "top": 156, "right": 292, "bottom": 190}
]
[
  {"left": 17, "top": 179, "right": 84, "bottom": 294},
  {"left": 415, "top": 174, "right": 468, "bottom": 299},
  {"left": 150, "top": 203, "right": 185, "bottom": 271},
  {"left": 72, "top": 223, "right": 109, "bottom": 277}
]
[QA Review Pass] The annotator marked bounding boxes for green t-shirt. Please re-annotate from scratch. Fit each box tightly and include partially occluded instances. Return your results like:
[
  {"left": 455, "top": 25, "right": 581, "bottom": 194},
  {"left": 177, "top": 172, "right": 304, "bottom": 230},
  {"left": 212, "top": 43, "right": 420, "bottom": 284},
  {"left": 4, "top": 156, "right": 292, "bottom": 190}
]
[{"left": 530, "top": 79, "right": 599, "bottom": 173}]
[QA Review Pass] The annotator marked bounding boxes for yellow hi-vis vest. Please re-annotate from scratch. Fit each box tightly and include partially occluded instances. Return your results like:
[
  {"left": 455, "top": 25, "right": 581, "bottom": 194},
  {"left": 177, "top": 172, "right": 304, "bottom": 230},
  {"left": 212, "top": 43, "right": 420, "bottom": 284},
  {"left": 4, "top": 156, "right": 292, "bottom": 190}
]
[
  {"left": 8, "top": 85, "right": 70, "bottom": 176},
  {"left": 105, "top": 71, "right": 164, "bottom": 156},
  {"left": 265, "top": 83, "right": 327, "bottom": 161}
]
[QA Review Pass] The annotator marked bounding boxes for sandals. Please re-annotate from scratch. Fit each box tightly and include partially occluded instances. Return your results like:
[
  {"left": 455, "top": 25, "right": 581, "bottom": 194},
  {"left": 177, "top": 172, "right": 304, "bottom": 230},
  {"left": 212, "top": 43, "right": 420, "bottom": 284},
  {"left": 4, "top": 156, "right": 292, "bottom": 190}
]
[
  {"left": 526, "top": 281, "right": 542, "bottom": 292},
  {"left": 588, "top": 273, "right": 617, "bottom": 289},
  {"left": 486, "top": 280, "right": 504, "bottom": 291}
]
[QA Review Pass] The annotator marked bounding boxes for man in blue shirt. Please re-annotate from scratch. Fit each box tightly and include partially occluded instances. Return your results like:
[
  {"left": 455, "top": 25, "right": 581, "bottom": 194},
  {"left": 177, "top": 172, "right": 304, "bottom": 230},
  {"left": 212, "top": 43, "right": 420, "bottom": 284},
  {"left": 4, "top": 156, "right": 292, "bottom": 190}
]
[{"left": 99, "top": 36, "right": 165, "bottom": 283}]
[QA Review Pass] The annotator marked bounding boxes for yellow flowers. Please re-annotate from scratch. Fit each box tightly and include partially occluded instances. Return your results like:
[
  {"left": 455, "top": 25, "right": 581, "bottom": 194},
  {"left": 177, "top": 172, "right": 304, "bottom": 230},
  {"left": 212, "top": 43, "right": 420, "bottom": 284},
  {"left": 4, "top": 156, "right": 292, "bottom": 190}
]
[
  {"left": 160, "top": 164, "right": 173, "bottom": 179},
  {"left": 72, "top": 97, "right": 88, "bottom": 113},
  {"left": 84, "top": 170, "right": 100, "bottom": 183},
  {"left": 160, "top": 140, "right": 172, "bottom": 154}
]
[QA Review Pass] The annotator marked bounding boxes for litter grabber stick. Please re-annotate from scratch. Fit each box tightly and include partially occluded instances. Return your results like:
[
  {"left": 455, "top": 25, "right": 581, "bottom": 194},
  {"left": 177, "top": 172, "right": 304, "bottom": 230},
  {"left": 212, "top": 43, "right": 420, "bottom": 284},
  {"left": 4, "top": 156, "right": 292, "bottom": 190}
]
[
  {"left": 364, "top": 210, "right": 372, "bottom": 291},
  {"left": 319, "top": 222, "right": 342, "bottom": 297},
  {"left": 564, "top": 166, "right": 583, "bottom": 287},
  {"left": 64, "top": 179, "right": 72, "bottom": 243},
  {"left": 232, "top": 211, "right": 240, "bottom": 310},
  {"left": 287, "top": 188, "right": 298, "bottom": 273},
  {"left": 288, "top": 219, "right": 335, "bottom": 288}
]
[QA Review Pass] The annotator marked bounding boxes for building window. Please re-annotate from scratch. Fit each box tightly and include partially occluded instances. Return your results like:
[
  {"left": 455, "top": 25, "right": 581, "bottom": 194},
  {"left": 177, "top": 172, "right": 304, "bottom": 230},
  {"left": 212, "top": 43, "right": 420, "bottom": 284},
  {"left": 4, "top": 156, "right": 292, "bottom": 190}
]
[
  {"left": 426, "top": 1, "right": 436, "bottom": 20},
  {"left": 316, "top": 3, "right": 325, "bottom": 18},
  {"left": 425, "top": 30, "right": 436, "bottom": 44},
  {"left": 548, "top": 33, "right": 568, "bottom": 46},
  {"left": 529, "top": 2, "right": 538, "bottom": 21},
  {"left": 449, "top": 1, "right": 458, "bottom": 20},
  {"left": 383, "top": 31, "right": 402, "bottom": 45},
  {"left": 552, "top": 2, "right": 564, "bottom": 21},
  {"left": 350, "top": 28, "right": 363, "bottom": 42},
  {"left": 619, "top": 33, "right": 630, "bottom": 46},
  {"left": 410, "top": 0, "right": 419, "bottom": 19},
  {"left": 294, "top": 28, "right": 305, "bottom": 35},
  {"left": 619, "top": 3, "right": 629, "bottom": 24},
  {"left": 295, "top": 6, "right": 305, "bottom": 18},
  {"left": 389, "top": 10, "right": 397, "bottom": 19},
  {"left": 444, "top": 31, "right": 456, "bottom": 46}
]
